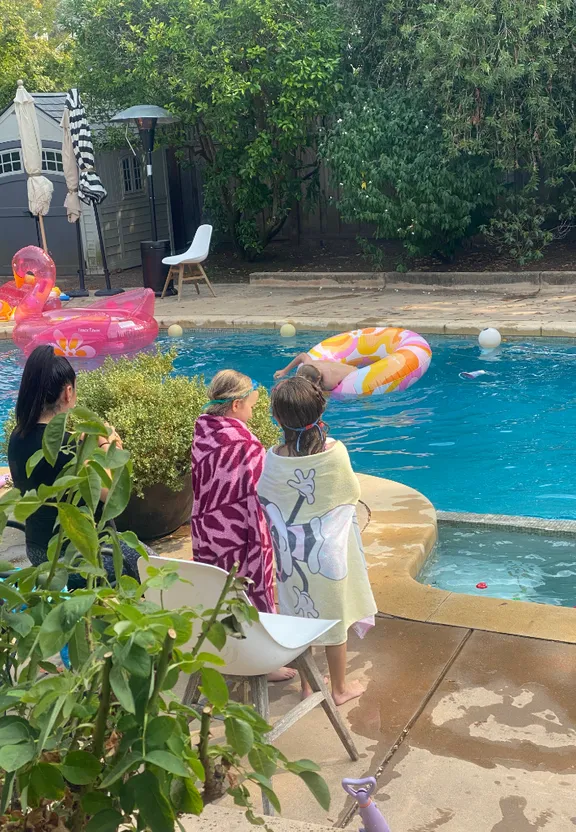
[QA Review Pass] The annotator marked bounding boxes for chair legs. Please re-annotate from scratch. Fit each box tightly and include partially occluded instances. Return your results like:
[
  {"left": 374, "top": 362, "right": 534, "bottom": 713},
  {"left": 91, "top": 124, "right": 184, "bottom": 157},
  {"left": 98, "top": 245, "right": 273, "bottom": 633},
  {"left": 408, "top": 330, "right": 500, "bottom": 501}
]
[
  {"left": 160, "top": 266, "right": 175, "bottom": 299},
  {"left": 181, "top": 650, "right": 358, "bottom": 818},
  {"left": 295, "top": 649, "right": 359, "bottom": 762}
]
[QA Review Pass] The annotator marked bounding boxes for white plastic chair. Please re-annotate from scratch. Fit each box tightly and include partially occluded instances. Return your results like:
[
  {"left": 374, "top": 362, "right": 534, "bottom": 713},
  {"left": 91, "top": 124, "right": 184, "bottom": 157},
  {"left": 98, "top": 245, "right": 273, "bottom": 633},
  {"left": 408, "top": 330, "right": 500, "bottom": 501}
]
[
  {"left": 161, "top": 224, "right": 215, "bottom": 300},
  {"left": 139, "top": 557, "right": 359, "bottom": 812}
]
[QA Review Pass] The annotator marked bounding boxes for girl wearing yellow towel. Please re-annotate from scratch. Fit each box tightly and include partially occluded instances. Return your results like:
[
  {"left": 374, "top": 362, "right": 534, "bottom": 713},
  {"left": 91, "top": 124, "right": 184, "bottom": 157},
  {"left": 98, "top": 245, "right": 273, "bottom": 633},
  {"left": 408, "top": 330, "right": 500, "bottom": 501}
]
[{"left": 258, "top": 376, "right": 377, "bottom": 705}]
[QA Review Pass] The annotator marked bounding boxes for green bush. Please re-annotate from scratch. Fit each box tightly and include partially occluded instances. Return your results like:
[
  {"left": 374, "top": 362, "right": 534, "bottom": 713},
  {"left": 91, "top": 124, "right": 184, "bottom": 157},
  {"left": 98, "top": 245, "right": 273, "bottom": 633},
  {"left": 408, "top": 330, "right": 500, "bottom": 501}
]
[
  {"left": 325, "top": 90, "right": 500, "bottom": 259},
  {"left": 2, "top": 349, "right": 280, "bottom": 497}
]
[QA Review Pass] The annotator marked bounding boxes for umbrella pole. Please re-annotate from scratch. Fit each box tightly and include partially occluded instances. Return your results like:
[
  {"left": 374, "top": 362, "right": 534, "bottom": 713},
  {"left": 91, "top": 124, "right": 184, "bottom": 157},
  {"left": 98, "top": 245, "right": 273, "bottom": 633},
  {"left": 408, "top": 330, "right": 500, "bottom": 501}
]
[
  {"left": 38, "top": 215, "right": 48, "bottom": 253},
  {"left": 68, "top": 221, "right": 89, "bottom": 298},
  {"left": 93, "top": 204, "right": 123, "bottom": 296}
]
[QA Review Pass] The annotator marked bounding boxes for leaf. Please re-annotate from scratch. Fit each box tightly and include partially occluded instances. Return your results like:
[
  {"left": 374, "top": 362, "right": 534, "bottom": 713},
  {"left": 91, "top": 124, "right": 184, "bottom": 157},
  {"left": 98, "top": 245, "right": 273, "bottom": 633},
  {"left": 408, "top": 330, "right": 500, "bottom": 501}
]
[
  {"left": 25, "top": 449, "right": 44, "bottom": 478},
  {"left": 0, "top": 716, "right": 34, "bottom": 746},
  {"left": 1, "top": 612, "right": 34, "bottom": 638},
  {"left": 79, "top": 466, "right": 103, "bottom": 513},
  {"left": 81, "top": 792, "right": 114, "bottom": 815},
  {"left": 39, "top": 593, "right": 95, "bottom": 658},
  {"left": 144, "top": 751, "right": 190, "bottom": 778},
  {"left": 57, "top": 504, "right": 99, "bottom": 563},
  {"left": 101, "top": 466, "right": 131, "bottom": 524},
  {"left": 146, "top": 716, "right": 176, "bottom": 749},
  {"left": 206, "top": 621, "right": 226, "bottom": 650},
  {"left": 99, "top": 751, "right": 142, "bottom": 788},
  {"left": 170, "top": 778, "right": 203, "bottom": 816},
  {"left": 86, "top": 809, "right": 124, "bottom": 832},
  {"left": 121, "top": 643, "right": 152, "bottom": 678},
  {"left": 0, "top": 741, "right": 35, "bottom": 771},
  {"left": 60, "top": 750, "right": 102, "bottom": 785},
  {"left": 0, "top": 581, "right": 26, "bottom": 611},
  {"left": 127, "top": 770, "right": 174, "bottom": 832},
  {"left": 68, "top": 621, "right": 91, "bottom": 670},
  {"left": 285, "top": 758, "right": 321, "bottom": 774},
  {"left": 0, "top": 488, "right": 20, "bottom": 508},
  {"left": 0, "top": 690, "right": 24, "bottom": 713},
  {"left": 110, "top": 664, "right": 135, "bottom": 713},
  {"left": 104, "top": 443, "right": 130, "bottom": 470},
  {"left": 119, "top": 530, "right": 148, "bottom": 559},
  {"left": 225, "top": 717, "right": 254, "bottom": 757},
  {"left": 200, "top": 667, "right": 229, "bottom": 709},
  {"left": 248, "top": 747, "right": 277, "bottom": 779},
  {"left": 42, "top": 412, "right": 67, "bottom": 466},
  {"left": 249, "top": 773, "right": 281, "bottom": 813},
  {"left": 13, "top": 494, "right": 43, "bottom": 523},
  {"left": 29, "top": 762, "right": 65, "bottom": 800},
  {"left": 298, "top": 770, "right": 331, "bottom": 811}
]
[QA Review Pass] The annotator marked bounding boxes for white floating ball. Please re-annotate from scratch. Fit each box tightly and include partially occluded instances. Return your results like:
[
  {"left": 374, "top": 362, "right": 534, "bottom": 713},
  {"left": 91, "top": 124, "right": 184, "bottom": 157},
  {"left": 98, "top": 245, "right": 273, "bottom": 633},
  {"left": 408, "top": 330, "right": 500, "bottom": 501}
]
[
  {"left": 280, "top": 323, "right": 296, "bottom": 338},
  {"left": 167, "top": 324, "right": 183, "bottom": 338},
  {"left": 478, "top": 327, "right": 501, "bottom": 350}
]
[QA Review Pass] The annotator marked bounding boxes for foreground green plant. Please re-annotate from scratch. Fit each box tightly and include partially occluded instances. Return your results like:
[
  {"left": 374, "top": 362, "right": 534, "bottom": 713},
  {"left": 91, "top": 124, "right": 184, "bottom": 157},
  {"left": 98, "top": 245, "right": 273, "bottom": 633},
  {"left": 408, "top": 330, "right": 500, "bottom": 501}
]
[{"left": 0, "top": 406, "right": 327, "bottom": 830}]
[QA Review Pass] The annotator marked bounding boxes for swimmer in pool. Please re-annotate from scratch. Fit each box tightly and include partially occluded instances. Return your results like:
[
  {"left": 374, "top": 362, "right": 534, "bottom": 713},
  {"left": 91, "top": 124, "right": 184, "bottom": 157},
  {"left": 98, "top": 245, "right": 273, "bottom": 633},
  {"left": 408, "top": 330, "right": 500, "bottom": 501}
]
[{"left": 274, "top": 352, "right": 355, "bottom": 392}]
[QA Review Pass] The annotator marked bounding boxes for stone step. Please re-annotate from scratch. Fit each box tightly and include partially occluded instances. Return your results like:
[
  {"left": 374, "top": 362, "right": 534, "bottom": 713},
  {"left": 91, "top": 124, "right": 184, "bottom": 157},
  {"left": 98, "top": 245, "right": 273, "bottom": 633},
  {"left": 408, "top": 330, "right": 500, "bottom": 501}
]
[
  {"left": 250, "top": 269, "right": 576, "bottom": 288},
  {"left": 181, "top": 805, "right": 339, "bottom": 832}
]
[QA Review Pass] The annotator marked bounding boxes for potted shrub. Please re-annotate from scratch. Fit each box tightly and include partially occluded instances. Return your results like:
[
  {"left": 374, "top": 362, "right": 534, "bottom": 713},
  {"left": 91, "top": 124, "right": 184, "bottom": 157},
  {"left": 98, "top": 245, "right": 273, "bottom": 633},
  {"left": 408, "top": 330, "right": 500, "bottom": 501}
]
[
  {"left": 2, "top": 349, "right": 280, "bottom": 541},
  {"left": 0, "top": 407, "right": 328, "bottom": 830}
]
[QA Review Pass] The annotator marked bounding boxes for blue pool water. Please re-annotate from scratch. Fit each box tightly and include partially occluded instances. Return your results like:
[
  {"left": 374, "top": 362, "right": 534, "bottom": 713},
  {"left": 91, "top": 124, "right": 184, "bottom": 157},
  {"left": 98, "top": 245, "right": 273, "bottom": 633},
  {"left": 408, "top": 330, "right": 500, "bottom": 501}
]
[
  {"left": 2, "top": 332, "right": 576, "bottom": 521},
  {"left": 419, "top": 524, "right": 576, "bottom": 607}
]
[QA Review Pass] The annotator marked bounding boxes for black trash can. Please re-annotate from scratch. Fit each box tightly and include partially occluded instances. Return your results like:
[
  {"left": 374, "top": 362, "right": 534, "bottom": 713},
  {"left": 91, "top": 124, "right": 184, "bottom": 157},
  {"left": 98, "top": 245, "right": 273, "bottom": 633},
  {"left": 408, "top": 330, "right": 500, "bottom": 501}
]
[{"left": 140, "top": 239, "right": 175, "bottom": 297}]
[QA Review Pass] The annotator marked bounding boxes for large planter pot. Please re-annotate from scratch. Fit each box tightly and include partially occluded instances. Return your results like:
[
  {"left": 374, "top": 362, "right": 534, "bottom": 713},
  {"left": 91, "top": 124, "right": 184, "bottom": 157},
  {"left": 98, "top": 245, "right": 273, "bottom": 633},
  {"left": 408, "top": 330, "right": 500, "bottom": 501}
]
[{"left": 116, "top": 478, "right": 193, "bottom": 541}]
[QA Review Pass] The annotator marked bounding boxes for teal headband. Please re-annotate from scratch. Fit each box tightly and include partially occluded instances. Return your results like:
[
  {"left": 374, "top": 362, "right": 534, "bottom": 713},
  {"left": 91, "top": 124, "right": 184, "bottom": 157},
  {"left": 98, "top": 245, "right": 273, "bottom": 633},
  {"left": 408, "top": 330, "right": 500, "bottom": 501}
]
[{"left": 204, "top": 379, "right": 259, "bottom": 410}]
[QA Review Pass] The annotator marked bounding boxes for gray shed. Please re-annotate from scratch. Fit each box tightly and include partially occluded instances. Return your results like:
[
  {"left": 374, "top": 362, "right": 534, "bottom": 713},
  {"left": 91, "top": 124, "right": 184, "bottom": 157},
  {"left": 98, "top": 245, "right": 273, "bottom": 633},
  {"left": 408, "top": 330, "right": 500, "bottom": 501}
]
[{"left": 0, "top": 92, "right": 197, "bottom": 278}]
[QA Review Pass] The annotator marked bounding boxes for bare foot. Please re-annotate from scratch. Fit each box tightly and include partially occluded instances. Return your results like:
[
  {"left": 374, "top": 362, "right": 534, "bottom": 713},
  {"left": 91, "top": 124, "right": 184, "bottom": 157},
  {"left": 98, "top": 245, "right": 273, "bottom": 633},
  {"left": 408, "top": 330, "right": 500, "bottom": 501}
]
[
  {"left": 268, "top": 667, "right": 297, "bottom": 683},
  {"left": 332, "top": 679, "right": 365, "bottom": 706}
]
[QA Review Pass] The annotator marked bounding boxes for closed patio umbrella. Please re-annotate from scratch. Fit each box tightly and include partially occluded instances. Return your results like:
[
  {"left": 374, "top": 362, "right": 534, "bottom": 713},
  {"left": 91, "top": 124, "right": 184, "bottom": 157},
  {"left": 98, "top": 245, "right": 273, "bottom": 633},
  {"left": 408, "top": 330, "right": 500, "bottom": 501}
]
[
  {"left": 61, "top": 107, "right": 87, "bottom": 296},
  {"left": 14, "top": 80, "right": 54, "bottom": 252},
  {"left": 65, "top": 88, "right": 121, "bottom": 295}
]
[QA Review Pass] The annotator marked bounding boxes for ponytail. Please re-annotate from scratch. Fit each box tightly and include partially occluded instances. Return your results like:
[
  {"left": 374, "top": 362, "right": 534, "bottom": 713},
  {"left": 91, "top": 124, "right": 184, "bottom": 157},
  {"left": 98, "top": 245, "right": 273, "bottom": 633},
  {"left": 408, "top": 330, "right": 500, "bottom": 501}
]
[{"left": 15, "top": 346, "right": 76, "bottom": 436}]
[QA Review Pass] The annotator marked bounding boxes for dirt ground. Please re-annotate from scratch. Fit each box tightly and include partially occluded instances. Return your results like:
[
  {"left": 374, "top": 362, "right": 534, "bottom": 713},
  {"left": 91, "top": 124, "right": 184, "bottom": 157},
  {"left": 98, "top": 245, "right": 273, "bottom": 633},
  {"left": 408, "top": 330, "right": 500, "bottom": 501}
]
[{"left": 57, "top": 235, "right": 576, "bottom": 292}]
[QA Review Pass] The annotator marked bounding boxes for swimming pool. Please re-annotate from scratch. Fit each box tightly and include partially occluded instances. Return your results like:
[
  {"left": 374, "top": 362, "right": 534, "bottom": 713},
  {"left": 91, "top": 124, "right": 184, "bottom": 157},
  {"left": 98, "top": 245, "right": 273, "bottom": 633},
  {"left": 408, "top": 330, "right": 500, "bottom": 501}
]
[
  {"left": 419, "top": 523, "right": 576, "bottom": 607},
  {"left": 1, "top": 331, "right": 576, "bottom": 520}
]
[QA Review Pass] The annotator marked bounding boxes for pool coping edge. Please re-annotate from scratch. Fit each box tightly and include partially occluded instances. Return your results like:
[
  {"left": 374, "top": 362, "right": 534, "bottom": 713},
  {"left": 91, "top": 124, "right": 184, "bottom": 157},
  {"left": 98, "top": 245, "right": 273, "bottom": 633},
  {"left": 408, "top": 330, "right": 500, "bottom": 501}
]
[{"left": 2, "top": 318, "right": 576, "bottom": 338}]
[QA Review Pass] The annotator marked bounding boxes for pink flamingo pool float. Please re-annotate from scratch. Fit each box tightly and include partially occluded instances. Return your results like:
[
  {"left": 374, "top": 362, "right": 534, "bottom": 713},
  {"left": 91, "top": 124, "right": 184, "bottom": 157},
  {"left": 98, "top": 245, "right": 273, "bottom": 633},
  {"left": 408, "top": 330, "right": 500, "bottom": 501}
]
[
  {"left": 0, "top": 246, "right": 62, "bottom": 321},
  {"left": 11, "top": 246, "right": 158, "bottom": 358}
]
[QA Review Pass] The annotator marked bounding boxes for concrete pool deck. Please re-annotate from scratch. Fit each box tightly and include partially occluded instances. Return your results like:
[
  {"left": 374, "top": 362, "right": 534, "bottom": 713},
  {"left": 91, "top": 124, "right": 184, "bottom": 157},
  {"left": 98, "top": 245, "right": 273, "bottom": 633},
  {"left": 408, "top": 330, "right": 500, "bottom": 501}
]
[{"left": 4, "top": 281, "right": 576, "bottom": 337}]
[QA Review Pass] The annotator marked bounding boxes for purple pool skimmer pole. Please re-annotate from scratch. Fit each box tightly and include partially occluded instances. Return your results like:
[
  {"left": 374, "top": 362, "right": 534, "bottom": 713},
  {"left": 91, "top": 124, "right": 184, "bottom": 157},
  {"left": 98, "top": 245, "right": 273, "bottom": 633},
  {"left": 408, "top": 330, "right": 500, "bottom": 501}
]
[{"left": 342, "top": 777, "right": 391, "bottom": 832}]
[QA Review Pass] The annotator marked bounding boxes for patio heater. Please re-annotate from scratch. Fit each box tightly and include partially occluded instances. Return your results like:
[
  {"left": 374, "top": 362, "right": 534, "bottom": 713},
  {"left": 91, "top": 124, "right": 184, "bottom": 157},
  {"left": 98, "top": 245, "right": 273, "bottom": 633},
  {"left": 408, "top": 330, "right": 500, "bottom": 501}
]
[{"left": 111, "top": 105, "right": 179, "bottom": 296}]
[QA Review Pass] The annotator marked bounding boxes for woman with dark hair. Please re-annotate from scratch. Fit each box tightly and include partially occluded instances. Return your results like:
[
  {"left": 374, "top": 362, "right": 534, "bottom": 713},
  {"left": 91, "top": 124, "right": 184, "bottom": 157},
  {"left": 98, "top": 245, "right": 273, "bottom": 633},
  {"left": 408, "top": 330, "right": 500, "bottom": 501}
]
[
  {"left": 8, "top": 345, "right": 147, "bottom": 586},
  {"left": 258, "top": 376, "right": 377, "bottom": 705}
]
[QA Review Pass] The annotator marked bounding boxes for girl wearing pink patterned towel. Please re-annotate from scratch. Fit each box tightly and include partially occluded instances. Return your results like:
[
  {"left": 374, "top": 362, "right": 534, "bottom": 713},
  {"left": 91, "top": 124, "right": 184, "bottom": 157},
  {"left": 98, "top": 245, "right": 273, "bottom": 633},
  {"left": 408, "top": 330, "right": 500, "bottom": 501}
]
[{"left": 191, "top": 370, "right": 295, "bottom": 682}]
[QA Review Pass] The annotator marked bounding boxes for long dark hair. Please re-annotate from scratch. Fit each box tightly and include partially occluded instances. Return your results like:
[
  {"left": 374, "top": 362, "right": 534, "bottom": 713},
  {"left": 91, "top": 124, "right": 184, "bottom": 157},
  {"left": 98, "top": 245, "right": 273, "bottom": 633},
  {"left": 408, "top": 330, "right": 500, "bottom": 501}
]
[
  {"left": 271, "top": 376, "right": 328, "bottom": 457},
  {"left": 15, "top": 346, "right": 76, "bottom": 436}
]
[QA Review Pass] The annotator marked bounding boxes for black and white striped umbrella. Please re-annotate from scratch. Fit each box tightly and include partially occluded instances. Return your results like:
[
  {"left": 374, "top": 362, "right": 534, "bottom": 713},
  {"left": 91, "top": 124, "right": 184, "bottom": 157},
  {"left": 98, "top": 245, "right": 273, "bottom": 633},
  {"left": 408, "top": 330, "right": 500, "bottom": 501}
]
[{"left": 65, "top": 88, "right": 107, "bottom": 205}]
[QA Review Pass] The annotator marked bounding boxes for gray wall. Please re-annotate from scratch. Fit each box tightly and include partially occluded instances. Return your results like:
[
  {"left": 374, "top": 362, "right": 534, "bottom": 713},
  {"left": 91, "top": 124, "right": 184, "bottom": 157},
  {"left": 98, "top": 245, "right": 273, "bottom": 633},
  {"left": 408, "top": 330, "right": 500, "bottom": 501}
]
[{"left": 96, "top": 149, "right": 171, "bottom": 271}]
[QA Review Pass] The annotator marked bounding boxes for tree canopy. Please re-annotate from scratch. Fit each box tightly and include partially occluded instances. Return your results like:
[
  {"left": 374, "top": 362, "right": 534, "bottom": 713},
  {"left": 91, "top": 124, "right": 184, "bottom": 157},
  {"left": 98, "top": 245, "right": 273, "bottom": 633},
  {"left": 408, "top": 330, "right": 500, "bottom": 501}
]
[
  {"left": 67, "top": 0, "right": 344, "bottom": 257},
  {"left": 0, "top": 0, "right": 73, "bottom": 112},
  {"left": 344, "top": 0, "right": 576, "bottom": 262}
]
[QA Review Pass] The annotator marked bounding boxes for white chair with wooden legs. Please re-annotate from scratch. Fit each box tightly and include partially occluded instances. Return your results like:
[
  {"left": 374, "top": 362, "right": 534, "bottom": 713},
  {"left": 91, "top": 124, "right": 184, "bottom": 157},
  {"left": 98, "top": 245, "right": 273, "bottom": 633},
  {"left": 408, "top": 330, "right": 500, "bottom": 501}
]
[
  {"left": 161, "top": 224, "right": 215, "bottom": 300},
  {"left": 138, "top": 557, "right": 359, "bottom": 815}
]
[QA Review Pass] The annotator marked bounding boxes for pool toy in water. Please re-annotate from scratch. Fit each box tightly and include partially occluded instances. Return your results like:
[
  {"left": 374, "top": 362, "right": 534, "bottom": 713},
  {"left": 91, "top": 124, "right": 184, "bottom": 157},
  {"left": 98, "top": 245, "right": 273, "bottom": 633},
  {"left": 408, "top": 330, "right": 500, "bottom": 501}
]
[
  {"left": 479, "top": 328, "right": 501, "bottom": 350},
  {"left": 342, "top": 778, "right": 391, "bottom": 832},
  {"left": 168, "top": 324, "right": 183, "bottom": 337},
  {"left": 280, "top": 322, "right": 296, "bottom": 338},
  {"left": 0, "top": 246, "right": 62, "bottom": 321},
  {"left": 308, "top": 327, "right": 431, "bottom": 399},
  {"left": 476, "top": 582, "right": 488, "bottom": 589},
  {"left": 10, "top": 246, "right": 158, "bottom": 358},
  {"left": 460, "top": 370, "right": 493, "bottom": 379}
]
